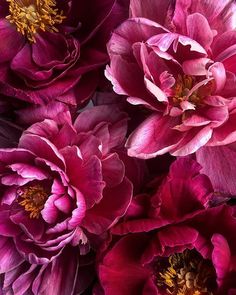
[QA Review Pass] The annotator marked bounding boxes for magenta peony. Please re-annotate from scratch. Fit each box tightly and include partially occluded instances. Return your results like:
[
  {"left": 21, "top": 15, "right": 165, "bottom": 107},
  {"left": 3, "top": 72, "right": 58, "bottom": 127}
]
[
  {"left": 0, "top": 105, "right": 134, "bottom": 293},
  {"left": 106, "top": 0, "right": 236, "bottom": 157},
  {"left": 96, "top": 158, "right": 236, "bottom": 294},
  {"left": 0, "top": 0, "right": 127, "bottom": 105}
]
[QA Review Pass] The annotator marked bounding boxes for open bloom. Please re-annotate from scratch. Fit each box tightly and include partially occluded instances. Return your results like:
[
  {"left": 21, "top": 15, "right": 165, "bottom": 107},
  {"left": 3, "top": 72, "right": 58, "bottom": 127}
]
[
  {"left": 106, "top": 0, "right": 236, "bottom": 157},
  {"left": 96, "top": 158, "right": 236, "bottom": 295},
  {"left": 0, "top": 106, "right": 133, "bottom": 275},
  {"left": 0, "top": 0, "right": 126, "bottom": 105}
]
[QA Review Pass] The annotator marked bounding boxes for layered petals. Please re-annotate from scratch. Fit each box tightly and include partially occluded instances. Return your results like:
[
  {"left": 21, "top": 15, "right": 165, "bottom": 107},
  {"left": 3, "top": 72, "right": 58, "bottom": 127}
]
[
  {"left": 0, "top": 105, "right": 136, "bottom": 293},
  {"left": 0, "top": 0, "right": 129, "bottom": 105},
  {"left": 97, "top": 167, "right": 236, "bottom": 294},
  {"left": 107, "top": 0, "right": 236, "bottom": 157}
]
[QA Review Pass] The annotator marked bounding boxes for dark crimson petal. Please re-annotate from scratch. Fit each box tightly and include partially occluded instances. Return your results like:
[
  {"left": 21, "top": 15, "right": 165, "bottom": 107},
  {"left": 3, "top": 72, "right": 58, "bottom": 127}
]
[
  {"left": 32, "top": 32, "right": 70, "bottom": 67},
  {"left": 0, "top": 19, "right": 24, "bottom": 63},
  {"left": 98, "top": 233, "right": 151, "bottom": 295},
  {"left": 82, "top": 177, "right": 132, "bottom": 234}
]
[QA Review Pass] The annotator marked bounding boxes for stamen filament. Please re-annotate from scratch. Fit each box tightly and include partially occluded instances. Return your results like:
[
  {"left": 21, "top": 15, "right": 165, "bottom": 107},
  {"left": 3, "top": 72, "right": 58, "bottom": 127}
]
[{"left": 6, "top": 0, "right": 66, "bottom": 42}]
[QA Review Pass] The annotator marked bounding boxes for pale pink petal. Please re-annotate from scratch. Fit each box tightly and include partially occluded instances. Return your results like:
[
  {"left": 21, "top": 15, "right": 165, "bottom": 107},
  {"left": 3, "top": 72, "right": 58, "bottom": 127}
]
[{"left": 172, "top": 126, "right": 213, "bottom": 156}]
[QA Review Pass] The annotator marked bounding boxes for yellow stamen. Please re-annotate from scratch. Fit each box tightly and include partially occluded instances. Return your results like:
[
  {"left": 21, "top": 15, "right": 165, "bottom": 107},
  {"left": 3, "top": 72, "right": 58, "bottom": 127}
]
[
  {"left": 18, "top": 184, "right": 48, "bottom": 218},
  {"left": 156, "top": 249, "right": 216, "bottom": 295},
  {"left": 173, "top": 75, "right": 196, "bottom": 104},
  {"left": 6, "top": 0, "right": 66, "bottom": 42}
]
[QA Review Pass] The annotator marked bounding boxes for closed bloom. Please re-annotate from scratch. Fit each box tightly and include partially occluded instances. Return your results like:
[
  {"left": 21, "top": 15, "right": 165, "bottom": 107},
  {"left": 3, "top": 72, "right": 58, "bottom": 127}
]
[
  {"left": 96, "top": 158, "right": 236, "bottom": 295},
  {"left": 0, "top": 0, "right": 126, "bottom": 105},
  {"left": 0, "top": 105, "right": 133, "bottom": 293},
  {"left": 106, "top": 0, "right": 236, "bottom": 157}
]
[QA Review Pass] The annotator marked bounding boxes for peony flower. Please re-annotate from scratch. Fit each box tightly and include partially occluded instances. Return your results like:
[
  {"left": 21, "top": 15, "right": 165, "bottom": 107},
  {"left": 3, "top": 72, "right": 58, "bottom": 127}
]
[
  {"left": 0, "top": 105, "right": 133, "bottom": 279},
  {"left": 96, "top": 158, "right": 236, "bottom": 295},
  {"left": 0, "top": 0, "right": 127, "bottom": 105},
  {"left": 106, "top": 0, "right": 236, "bottom": 157}
]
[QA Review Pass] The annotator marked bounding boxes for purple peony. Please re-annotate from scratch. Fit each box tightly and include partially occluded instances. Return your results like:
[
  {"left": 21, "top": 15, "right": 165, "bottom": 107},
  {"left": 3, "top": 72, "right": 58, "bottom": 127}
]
[
  {"left": 96, "top": 158, "right": 236, "bottom": 295},
  {"left": 0, "top": 0, "right": 127, "bottom": 105},
  {"left": 106, "top": 0, "right": 236, "bottom": 157},
  {"left": 0, "top": 105, "right": 134, "bottom": 293}
]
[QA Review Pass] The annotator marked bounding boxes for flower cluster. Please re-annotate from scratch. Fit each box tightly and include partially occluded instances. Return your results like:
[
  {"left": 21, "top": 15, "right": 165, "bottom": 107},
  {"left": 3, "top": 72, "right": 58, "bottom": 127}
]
[{"left": 0, "top": 0, "right": 236, "bottom": 294}]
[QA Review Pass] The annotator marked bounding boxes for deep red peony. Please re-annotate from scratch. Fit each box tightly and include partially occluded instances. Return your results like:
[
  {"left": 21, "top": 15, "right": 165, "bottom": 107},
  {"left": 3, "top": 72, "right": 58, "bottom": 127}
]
[
  {"left": 96, "top": 158, "right": 236, "bottom": 294},
  {"left": 0, "top": 0, "right": 127, "bottom": 105}
]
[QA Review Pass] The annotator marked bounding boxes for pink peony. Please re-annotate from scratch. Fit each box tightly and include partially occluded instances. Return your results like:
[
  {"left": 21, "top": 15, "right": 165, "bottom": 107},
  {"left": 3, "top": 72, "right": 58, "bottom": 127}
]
[
  {"left": 0, "top": 0, "right": 127, "bottom": 105},
  {"left": 0, "top": 105, "right": 133, "bottom": 282},
  {"left": 96, "top": 158, "right": 236, "bottom": 295},
  {"left": 106, "top": 0, "right": 236, "bottom": 157}
]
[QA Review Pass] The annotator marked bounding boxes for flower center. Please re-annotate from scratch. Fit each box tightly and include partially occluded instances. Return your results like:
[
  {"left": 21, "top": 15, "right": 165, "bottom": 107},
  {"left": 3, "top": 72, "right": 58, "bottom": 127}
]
[
  {"left": 172, "top": 75, "right": 213, "bottom": 106},
  {"left": 6, "top": 0, "right": 65, "bottom": 42},
  {"left": 18, "top": 184, "right": 48, "bottom": 218},
  {"left": 155, "top": 249, "right": 217, "bottom": 295}
]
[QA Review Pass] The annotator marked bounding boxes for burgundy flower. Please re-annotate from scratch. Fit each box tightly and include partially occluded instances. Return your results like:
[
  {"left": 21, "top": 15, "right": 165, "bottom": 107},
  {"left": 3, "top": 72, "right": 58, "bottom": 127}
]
[
  {"left": 96, "top": 159, "right": 236, "bottom": 295},
  {"left": 0, "top": 105, "right": 133, "bottom": 289},
  {"left": 0, "top": 0, "right": 127, "bottom": 105},
  {"left": 106, "top": 0, "right": 236, "bottom": 157}
]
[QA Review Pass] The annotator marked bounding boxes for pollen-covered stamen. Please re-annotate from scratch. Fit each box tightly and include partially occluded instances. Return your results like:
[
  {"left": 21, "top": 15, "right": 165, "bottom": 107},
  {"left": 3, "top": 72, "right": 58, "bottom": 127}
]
[
  {"left": 172, "top": 75, "right": 213, "bottom": 106},
  {"left": 173, "top": 75, "right": 199, "bottom": 105},
  {"left": 18, "top": 184, "right": 48, "bottom": 218},
  {"left": 155, "top": 249, "right": 217, "bottom": 295},
  {"left": 6, "top": 0, "right": 66, "bottom": 42}
]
